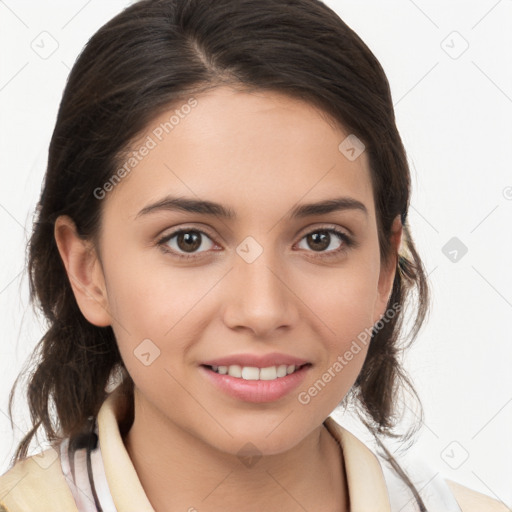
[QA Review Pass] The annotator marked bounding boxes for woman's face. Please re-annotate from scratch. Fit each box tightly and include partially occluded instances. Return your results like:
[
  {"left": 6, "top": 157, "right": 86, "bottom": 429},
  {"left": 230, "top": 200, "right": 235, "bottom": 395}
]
[{"left": 77, "top": 86, "right": 400, "bottom": 455}]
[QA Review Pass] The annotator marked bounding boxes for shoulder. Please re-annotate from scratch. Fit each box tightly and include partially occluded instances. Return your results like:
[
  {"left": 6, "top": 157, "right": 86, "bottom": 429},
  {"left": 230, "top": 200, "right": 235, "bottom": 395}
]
[
  {"left": 0, "top": 446, "right": 78, "bottom": 512},
  {"left": 446, "top": 479, "right": 510, "bottom": 512}
]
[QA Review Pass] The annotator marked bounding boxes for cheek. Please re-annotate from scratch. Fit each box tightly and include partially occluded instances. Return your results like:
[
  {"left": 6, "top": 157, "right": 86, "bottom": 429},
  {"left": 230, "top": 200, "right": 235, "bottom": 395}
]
[
  {"left": 103, "top": 251, "right": 222, "bottom": 377},
  {"left": 104, "top": 247, "right": 210, "bottom": 333},
  {"left": 295, "top": 255, "right": 380, "bottom": 392},
  {"left": 303, "top": 257, "right": 380, "bottom": 336}
]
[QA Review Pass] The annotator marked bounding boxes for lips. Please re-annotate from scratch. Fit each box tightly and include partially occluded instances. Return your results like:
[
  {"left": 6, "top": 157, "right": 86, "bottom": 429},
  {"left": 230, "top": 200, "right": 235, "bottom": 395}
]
[{"left": 199, "top": 352, "right": 312, "bottom": 402}]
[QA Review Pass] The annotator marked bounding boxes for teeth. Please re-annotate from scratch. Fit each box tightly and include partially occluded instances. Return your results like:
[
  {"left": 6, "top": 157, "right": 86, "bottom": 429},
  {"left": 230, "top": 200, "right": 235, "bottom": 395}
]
[
  {"left": 228, "top": 365, "right": 242, "bottom": 378},
  {"left": 210, "top": 364, "right": 302, "bottom": 380},
  {"left": 241, "top": 367, "right": 259, "bottom": 380},
  {"left": 276, "top": 364, "right": 287, "bottom": 377},
  {"left": 260, "top": 366, "right": 277, "bottom": 380}
]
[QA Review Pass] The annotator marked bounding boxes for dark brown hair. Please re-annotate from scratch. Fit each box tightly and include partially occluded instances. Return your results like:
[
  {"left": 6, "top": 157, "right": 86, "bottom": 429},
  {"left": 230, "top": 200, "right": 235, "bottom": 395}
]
[{"left": 7, "top": 0, "right": 429, "bottom": 504}]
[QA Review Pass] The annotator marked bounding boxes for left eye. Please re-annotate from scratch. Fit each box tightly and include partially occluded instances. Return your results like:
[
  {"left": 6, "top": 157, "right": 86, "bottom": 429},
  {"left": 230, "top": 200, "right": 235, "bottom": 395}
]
[{"left": 296, "top": 229, "right": 350, "bottom": 254}]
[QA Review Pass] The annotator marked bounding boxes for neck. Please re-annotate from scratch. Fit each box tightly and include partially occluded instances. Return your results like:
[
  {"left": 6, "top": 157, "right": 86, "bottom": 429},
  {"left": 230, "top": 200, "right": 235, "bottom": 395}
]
[{"left": 123, "top": 394, "right": 349, "bottom": 512}]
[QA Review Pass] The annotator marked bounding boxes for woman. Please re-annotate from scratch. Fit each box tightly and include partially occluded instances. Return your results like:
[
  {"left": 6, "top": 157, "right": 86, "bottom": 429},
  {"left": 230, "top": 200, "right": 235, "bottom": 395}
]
[{"left": 0, "top": 0, "right": 506, "bottom": 510}]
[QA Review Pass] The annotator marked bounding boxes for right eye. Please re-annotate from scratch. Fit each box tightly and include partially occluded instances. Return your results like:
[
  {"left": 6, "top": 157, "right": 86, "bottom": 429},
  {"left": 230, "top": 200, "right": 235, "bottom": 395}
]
[{"left": 157, "top": 228, "right": 219, "bottom": 260}]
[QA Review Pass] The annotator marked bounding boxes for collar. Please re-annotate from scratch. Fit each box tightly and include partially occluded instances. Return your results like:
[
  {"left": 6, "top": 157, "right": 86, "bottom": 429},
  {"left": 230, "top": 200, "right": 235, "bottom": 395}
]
[
  {"left": 323, "top": 416, "right": 391, "bottom": 512},
  {"left": 97, "top": 386, "right": 391, "bottom": 512}
]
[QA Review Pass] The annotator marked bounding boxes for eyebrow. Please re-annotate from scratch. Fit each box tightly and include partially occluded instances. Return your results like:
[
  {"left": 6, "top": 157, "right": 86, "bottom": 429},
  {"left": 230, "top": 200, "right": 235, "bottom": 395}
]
[{"left": 135, "top": 195, "right": 368, "bottom": 220}]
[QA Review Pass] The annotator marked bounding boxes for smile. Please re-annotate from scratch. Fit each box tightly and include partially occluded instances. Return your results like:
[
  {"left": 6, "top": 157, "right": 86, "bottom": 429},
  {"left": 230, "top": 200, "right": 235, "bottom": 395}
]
[
  {"left": 206, "top": 363, "right": 308, "bottom": 381},
  {"left": 200, "top": 363, "right": 311, "bottom": 403}
]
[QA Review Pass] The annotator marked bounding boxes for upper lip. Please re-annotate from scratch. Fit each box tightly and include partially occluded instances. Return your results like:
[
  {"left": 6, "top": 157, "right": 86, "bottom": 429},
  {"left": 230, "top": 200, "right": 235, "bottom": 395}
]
[{"left": 201, "top": 352, "right": 310, "bottom": 368}]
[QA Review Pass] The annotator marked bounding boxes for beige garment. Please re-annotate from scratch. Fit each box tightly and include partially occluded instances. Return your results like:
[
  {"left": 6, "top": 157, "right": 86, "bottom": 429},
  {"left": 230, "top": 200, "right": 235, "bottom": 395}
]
[
  {"left": 0, "top": 385, "right": 411, "bottom": 512},
  {"left": 97, "top": 387, "right": 391, "bottom": 512}
]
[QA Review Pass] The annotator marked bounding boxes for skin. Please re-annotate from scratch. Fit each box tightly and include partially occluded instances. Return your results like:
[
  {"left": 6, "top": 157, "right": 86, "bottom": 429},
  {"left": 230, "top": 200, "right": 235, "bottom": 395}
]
[{"left": 55, "top": 86, "right": 402, "bottom": 512}]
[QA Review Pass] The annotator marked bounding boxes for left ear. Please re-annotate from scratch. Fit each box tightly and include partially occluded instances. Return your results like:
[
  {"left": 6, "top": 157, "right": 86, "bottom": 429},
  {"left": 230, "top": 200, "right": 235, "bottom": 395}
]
[{"left": 373, "top": 215, "right": 403, "bottom": 324}]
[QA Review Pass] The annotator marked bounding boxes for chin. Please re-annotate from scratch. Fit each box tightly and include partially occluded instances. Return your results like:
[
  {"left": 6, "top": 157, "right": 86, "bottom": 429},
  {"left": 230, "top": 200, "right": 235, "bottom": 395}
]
[{"left": 200, "top": 422, "right": 312, "bottom": 459}]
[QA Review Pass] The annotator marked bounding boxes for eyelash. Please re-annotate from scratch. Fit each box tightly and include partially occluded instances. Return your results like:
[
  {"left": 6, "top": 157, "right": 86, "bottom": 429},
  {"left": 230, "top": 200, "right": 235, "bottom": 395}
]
[{"left": 156, "top": 225, "right": 355, "bottom": 261}]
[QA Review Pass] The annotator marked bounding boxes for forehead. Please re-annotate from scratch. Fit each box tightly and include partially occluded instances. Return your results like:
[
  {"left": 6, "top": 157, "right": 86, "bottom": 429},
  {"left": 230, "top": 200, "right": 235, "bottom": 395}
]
[{"left": 103, "top": 86, "right": 375, "bottom": 223}]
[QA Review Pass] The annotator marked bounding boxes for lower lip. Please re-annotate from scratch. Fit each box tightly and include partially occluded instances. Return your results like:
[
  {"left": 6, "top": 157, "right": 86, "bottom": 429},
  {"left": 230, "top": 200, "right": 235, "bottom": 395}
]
[{"left": 199, "top": 364, "right": 311, "bottom": 403}]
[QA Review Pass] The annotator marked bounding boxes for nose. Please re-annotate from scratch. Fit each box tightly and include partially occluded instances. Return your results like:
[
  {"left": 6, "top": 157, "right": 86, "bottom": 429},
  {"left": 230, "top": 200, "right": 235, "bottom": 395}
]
[{"left": 222, "top": 248, "right": 300, "bottom": 338}]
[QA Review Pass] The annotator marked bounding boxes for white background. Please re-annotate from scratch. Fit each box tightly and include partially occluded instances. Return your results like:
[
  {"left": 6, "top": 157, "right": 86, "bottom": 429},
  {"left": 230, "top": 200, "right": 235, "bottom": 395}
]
[{"left": 1, "top": 0, "right": 511, "bottom": 507}]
